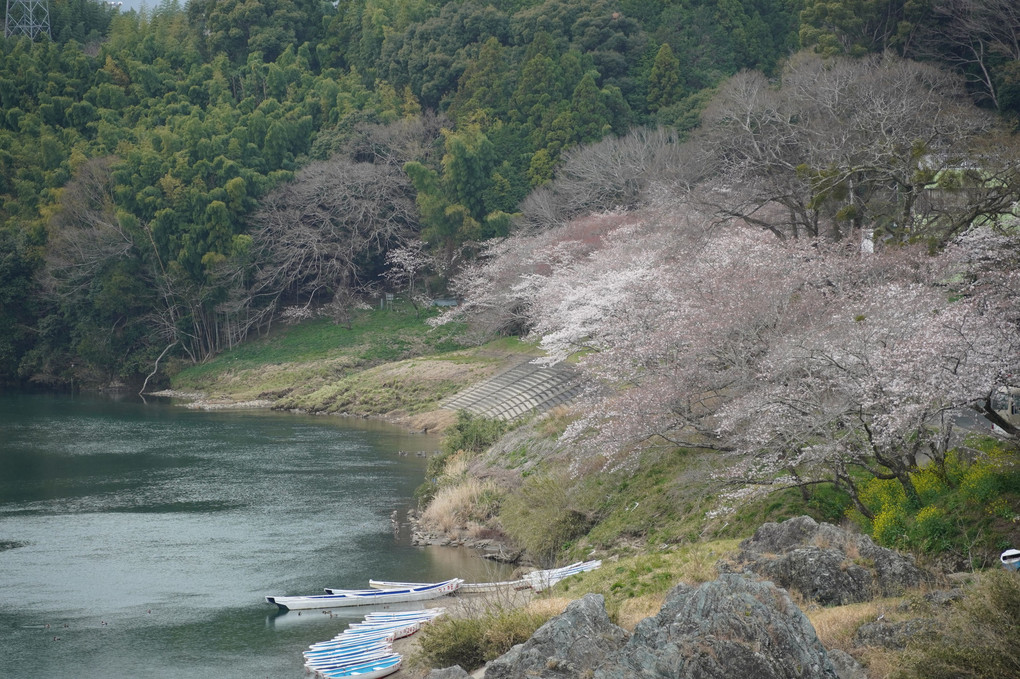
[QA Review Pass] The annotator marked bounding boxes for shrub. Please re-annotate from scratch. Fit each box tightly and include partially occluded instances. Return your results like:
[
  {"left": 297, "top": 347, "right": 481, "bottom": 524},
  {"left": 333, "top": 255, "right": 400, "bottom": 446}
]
[
  {"left": 499, "top": 471, "right": 596, "bottom": 566},
  {"left": 848, "top": 445, "right": 1020, "bottom": 561},
  {"left": 481, "top": 607, "right": 550, "bottom": 658},
  {"left": 895, "top": 570, "right": 1020, "bottom": 679},
  {"left": 414, "top": 616, "right": 486, "bottom": 670},
  {"left": 907, "top": 505, "right": 953, "bottom": 553},
  {"left": 871, "top": 505, "right": 909, "bottom": 549},
  {"left": 441, "top": 412, "right": 507, "bottom": 456},
  {"left": 413, "top": 606, "right": 552, "bottom": 671}
]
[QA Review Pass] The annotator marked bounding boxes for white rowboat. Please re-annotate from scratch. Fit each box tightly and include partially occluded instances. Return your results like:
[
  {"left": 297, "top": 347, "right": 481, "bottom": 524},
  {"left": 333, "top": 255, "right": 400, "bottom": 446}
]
[
  {"left": 369, "top": 578, "right": 531, "bottom": 593},
  {"left": 265, "top": 578, "right": 461, "bottom": 610}
]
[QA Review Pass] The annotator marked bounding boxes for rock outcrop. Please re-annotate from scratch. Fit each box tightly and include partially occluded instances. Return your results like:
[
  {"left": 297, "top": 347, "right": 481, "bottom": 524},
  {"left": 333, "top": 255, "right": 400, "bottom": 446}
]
[
  {"left": 484, "top": 575, "right": 842, "bottom": 679},
  {"left": 722, "top": 515, "right": 925, "bottom": 605},
  {"left": 596, "top": 574, "right": 839, "bottom": 679},
  {"left": 426, "top": 667, "right": 472, "bottom": 679},
  {"left": 852, "top": 618, "right": 937, "bottom": 650},
  {"left": 485, "top": 593, "right": 629, "bottom": 679}
]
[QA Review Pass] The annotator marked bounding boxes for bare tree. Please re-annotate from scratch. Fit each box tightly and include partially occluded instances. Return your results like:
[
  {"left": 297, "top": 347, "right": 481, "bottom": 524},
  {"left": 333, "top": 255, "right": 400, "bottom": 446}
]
[
  {"left": 43, "top": 156, "right": 136, "bottom": 295},
  {"left": 918, "top": 0, "right": 1020, "bottom": 111},
  {"left": 520, "top": 127, "right": 690, "bottom": 229},
  {"left": 342, "top": 110, "right": 450, "bottom": 169},
  {"left": 248, "top": 156, "right": 418, "bottom": 315},
  {"left": 694, "top": 52, "right": 1011, "bottom": 245}
]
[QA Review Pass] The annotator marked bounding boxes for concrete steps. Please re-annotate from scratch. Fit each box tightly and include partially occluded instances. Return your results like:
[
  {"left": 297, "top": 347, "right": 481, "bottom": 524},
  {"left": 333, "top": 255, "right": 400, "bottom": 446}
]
[{"left": 441, "top": 361, "right": 583, "bottom": 421}]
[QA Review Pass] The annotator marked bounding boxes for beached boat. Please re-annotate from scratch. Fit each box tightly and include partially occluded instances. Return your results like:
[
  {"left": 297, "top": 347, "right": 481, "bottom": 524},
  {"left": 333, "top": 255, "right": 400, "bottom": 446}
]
[
  {"left": 363, "top": 607, "right": 445, "bottom": 623},
  {"left": 307, "top": 622, "right": 418, "bottom": 650},
  {"left": 314, "top": 653, "right": 402, "bottom": 679},
  {"left": 305, "top": 646, "right": 394, "bottom": 672},
  {"left": 524, "top": 560, "right": 602, "bottom": 591},
  {"left": 305, "top": 632, "right": 396, "bottom": 656},
  {"left": 369, "top": 578, "right": 531, "bottom": 593},
  {"left": 265, "top": 578, "right": 461, "bottom": 610},
  {"left": 323, "top": 578, "right": 461, "bottom": 598}
]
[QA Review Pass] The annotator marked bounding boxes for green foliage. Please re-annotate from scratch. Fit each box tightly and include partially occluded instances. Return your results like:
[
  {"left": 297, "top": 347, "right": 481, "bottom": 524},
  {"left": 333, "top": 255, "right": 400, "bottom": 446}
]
[
  {"left": 556, "top": 540, "right": 741, "bottom": 605},
  {"left": 500, "top": 471, "right": 597, "bottom": 565},
  {"left": 174, "top": 301, "right": 463, "bottom": 385},
  {"left": 414, "top": 616, "right": 487, "bottom": 670},
  {"left": 413, "top": 606, "right": 552, "bottom": 671},
  {"left": 3, "top": 0, "right": 1012, "bottom": 386},
  {"left": 895, "top": 570, "right": 1020, "bottom": 679},
  {"left": 848, "top": 445, "right": 1020, "bottom": 563},
  {"left": 800, "top": 0, "right": 927, "bottom": 58},
  {"left": 441, "top": 411, "right": 508, "bottom": 456},
  {"left": 647, "top": 43, "right": 682, "bottom": 112}
]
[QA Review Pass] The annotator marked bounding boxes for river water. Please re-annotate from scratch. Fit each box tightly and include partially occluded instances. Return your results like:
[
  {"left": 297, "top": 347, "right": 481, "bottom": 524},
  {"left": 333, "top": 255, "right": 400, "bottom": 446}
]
[{"left": 0, "top": 393, "right": 505, "bottom": 678}]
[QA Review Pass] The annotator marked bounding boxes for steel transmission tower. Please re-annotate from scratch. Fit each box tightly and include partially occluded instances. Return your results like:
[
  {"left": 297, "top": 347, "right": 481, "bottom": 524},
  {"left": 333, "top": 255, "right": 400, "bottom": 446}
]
[{"left": 5, "top": 0, "right": 50, "bottom": 39}]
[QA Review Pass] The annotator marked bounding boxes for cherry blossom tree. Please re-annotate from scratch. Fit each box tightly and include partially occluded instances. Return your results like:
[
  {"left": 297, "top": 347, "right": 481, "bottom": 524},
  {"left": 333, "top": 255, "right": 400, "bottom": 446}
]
[
  {"left": 447, "top": 197, "right": 1020, "bottom": 510},
  {"left": 717, "top": 267, "right": 1018, "bottom": 514},
  {"left": 384, "top": 241, "right": 439, "bottom": 315}
]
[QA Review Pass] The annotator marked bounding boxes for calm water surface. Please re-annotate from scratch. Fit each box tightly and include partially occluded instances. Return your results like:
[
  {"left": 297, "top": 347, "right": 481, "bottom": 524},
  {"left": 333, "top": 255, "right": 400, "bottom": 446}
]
[{"left": 0, "top": 392, "right": 505, "bottom": 678}]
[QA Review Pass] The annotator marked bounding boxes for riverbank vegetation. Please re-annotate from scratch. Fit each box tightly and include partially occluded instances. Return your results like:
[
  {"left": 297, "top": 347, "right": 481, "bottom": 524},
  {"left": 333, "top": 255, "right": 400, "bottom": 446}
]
[{"left": 5, "top": 1, "right": 1020, "bottom": 676}]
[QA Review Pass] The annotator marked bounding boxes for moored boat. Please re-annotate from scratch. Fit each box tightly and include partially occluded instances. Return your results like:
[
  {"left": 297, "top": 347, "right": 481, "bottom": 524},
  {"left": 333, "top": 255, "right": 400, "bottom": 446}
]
[
  {"left": 370, "top": 578, "right": 531, "bottom": 593},
  {"left": 265, "top": 578, "right": 461, "bottom": 610}
]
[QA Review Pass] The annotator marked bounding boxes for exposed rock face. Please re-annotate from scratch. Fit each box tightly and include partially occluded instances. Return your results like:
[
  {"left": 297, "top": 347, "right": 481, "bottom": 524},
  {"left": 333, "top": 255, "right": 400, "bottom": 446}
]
[
  {"left": 485, "top": 593, "right": 629, "bottom": 679},
  {"left": 724, "top": 516, "right": 925, "bottom": 605},
  {"left": 852, "top": 618, "right": 937, "bottom": 650},
  {"left": 485, "top": 576, "right": 841, "bottom": 679},
  {"left": 826, "top": 649, "right": 869, "bottom": 679},
  {"left": 426, "top": 667, "right": 472, "bottom": 679},
  {"left": 596, "top": 574, "right": 838, "bottom": 679}
]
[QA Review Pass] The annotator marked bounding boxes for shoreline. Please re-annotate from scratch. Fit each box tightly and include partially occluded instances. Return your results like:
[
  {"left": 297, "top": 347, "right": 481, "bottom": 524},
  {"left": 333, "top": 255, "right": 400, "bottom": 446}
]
[
  {"left": 144, "top": 388, "right": 460, "bottom": 434},
  {"left": 143, "top": 389, "right": 274, "bottom": 410}
]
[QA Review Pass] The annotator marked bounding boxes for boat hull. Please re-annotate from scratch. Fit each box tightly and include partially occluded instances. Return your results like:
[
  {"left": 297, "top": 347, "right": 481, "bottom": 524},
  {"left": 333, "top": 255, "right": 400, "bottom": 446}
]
[{"left": 266, "top": 578, "right": 461, "bottom": 610}]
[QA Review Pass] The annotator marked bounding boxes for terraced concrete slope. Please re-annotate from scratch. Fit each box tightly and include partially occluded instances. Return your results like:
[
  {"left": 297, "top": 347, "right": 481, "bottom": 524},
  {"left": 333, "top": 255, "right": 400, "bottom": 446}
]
[{"left": 440, "top": 360, "right": 582, "bottom": 421}]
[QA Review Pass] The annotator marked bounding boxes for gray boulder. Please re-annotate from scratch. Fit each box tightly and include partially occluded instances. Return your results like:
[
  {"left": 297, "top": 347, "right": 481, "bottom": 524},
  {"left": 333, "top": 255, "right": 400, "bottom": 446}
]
[
  {"left": 826, "top": 649, "right": 868, "bottom": 679},
  {"left": 595, "top": 574, "right": 839, "bottom": 679},
  {"left": 426, "top": 667, "right": 471, "bottom": 679},
  {"left": 852, "top": 618, "right": 937, "bottom": 650},
  {"left": 733, "top": 547, "right": 873, "bottom": 606},
  {"left": 484, "top": 593, "right": 629, "bottom": 679},
  {"left": 727, "top": 516, "right": 924, "bottom": 604}
]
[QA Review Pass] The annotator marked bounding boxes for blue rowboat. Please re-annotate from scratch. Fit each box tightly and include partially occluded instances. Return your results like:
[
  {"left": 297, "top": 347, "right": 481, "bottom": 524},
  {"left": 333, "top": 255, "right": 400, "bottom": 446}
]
[
  {"left": 305, "top": 637, "right": 392, "bottom": 657},
  {"left": 315, "top": 653, "right": 401, "bottom": 679},
  {"left": 305, "top": 648, "right": 394, "bottom": 672}
]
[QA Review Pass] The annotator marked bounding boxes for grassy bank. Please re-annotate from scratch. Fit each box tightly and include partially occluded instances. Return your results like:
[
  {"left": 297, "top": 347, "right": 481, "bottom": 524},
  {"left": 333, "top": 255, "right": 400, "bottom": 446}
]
[{"left": 169, "top": 304, "right": 539, "bottom": 429}]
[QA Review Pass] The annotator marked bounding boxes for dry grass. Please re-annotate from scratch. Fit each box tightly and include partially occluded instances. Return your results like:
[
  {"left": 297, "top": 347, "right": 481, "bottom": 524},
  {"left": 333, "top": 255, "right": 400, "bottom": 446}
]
[
  {"left": 855, "top": 647, "right": 904, "bottom": 679},
  {"left": 614, "top": 593, "right": 668, "bottom": 630},
  {"left": 523, "top": 596, "right": 572, "bottom": 619},
  {"left": 806, "top": 600, "right": 887, "bottom": 653},
  {"left": 419, "top": 477, "right": 493, "bottom": 533},
  {"left": 442, "top": 453, "right": 469, "bottom": 480},
  {"left": 804, "top": 596, "right": 920, "bottom": 679}
]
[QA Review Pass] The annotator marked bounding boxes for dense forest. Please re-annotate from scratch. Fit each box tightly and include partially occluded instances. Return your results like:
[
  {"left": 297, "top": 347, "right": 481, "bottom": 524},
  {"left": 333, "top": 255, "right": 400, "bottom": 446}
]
[{"left": 0, "top": 0, "right": 1018, "bottom": 387}]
